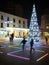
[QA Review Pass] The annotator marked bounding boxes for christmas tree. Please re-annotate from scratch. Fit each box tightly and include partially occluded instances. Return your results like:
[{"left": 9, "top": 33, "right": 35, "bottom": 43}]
[{"left": 27, "top": 4, "right": 40, "bottom": 43}]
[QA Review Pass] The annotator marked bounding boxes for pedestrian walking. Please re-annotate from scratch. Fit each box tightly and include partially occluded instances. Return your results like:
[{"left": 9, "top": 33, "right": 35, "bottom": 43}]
[
  {"left": 30, "top": 39, "right": 34, "bottom": 51},
  {"left": 20, "top": 37, "right": 27, "bottom": 51},
  {"left": 9, "top": 33, "right": 14, "bottom": 45},
  {"left": 11, "top": 33, "right": 14, "bottom": 42}
]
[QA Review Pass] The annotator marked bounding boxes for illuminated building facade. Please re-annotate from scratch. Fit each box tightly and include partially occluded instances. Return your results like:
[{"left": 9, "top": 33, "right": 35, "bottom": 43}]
[
  {"left": 41, "top": 15, "right": 49, "bottom": 37},
  {"left": 0, "top": 11, "right": 29, "bottom": 38},
  {"left": 41, "top": 15, "right": 49, "bottom": 45}
]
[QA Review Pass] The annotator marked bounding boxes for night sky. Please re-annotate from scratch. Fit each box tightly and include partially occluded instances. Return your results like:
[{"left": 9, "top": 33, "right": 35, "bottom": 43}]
[{"left": 0, "top": 0, "right": 49, "bottom": 27}]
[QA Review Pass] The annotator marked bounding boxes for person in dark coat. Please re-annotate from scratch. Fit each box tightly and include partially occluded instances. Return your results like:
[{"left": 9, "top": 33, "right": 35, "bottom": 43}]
[
  {"left": 10, "top": 34, "right": 12, "bottom": 42},
  {"left": 30, "top": 39, "right": 34, "bottom": 51},
  {"left": 11, "top": 33, "right": 14, "bottom": 42},
  {"left": 9, "top": 33, "right": 14, "bottom": 45},
  {"left": 21, "top": 37, "right": 27, "bottom": 50}
]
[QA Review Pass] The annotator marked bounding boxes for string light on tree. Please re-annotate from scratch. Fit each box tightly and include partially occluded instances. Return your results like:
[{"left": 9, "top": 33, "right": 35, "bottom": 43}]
[{"left": 28, "top": 4, "right": 40, "bottom": 43}]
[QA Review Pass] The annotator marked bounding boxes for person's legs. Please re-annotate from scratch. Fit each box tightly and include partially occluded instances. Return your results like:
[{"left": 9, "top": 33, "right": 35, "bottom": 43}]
[
  {"left": 30, "top": 44, "right": 32, "bottom": 51},
  {"left": 22, "top": 44, "right": 25, "bottom": 51}
]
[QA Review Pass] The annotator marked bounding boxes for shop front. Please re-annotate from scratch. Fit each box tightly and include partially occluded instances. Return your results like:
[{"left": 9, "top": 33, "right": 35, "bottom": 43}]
[
  {"left": 41, "top": 31, "right": 49, "bottom": 45},
  {"left": 0, "top": 28, "right": 29, "bottom": 40},
  {"left": 0, "top": 28, "right": 6, "bottom": 41}
]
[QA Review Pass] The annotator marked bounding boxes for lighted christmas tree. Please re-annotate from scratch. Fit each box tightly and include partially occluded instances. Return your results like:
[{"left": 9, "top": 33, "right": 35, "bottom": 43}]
[{"left": 27, "top": 4, "right": 40, "bottom": 43}]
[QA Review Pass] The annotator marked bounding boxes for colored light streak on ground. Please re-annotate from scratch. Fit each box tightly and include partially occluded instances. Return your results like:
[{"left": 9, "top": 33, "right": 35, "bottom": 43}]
[
  {"left": 8, "top": 50, "right": 22, "bottom": 54},
  {"left": 8, "top": 45, "right": 21, "bottom": 49},
  {"left": 7, "top": 50, "right": 30, "bottom": 60},
  {"left": 7, "top": 53, "right": 30, "bottom": 60},
  {"left": 7, "top": 49, "right": 48, "bottom": 61},
  {"left": 34, "top": 49, "right": 45, "bottom": 53},
  {"left": 26, "top": 48, "right": 45, "bottom": 53},
  {"left": 36, "top": 53, "right": 48, "bottom": 62}
]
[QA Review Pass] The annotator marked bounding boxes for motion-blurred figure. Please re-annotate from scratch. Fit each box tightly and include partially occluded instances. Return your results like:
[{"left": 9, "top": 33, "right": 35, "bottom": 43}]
[{"left": 21, "top": 37, "right": 27, "bottom": 50}]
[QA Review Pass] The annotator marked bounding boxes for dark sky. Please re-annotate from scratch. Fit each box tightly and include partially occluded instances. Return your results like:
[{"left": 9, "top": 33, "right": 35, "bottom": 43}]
[{"left": 0, "top": 0, "right": 49, "bottom": 26}]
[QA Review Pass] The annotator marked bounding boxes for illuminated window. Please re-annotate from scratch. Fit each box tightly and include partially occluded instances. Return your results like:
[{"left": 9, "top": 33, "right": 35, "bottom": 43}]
[
  {"left": 46, "top": 26, "right": 49, "bottom": 29},
  {"left": 1, "top": 23, "right": 3, "bottom": 28},
  {"left": 1, "top": 15, "right": 3, "bottom": 20}
]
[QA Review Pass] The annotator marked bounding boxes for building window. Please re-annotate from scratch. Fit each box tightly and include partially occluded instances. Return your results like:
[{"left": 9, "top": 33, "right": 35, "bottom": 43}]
[
  {"left": 23, "top": 24, "right": 25, "bottom": 28},
  {"left": 23, "top": 21, "right": 25, "bottom": 24},
  {"left": 1, "top": 23, "right": 3, "bottom": 28},
  {"left": 7, "top": 23, "right": 9, "bottom": 27},
  {"left": 19, "top": 20, "right": 21, "bottom": 24},
  {"left": 13, "top": 18, "right": 15, "bottom": 23},
  {"left": 13, "top": 25, "right": 15, "bottom": 27},
  {"left": 7, "top": 17, "right": 9, "bottom": 21},
  {"left": 23, "top": 21, "right": 25, "bottom": 28},
  {"left": 1, "top": 15, "right": 3, "bottom": 20}
]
